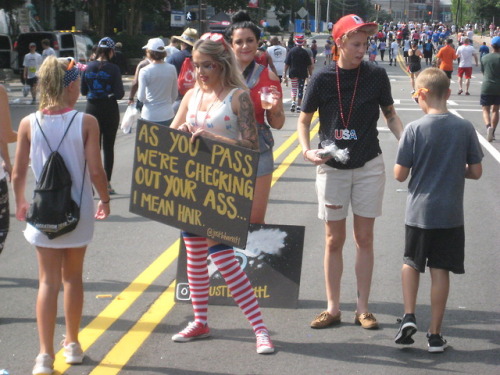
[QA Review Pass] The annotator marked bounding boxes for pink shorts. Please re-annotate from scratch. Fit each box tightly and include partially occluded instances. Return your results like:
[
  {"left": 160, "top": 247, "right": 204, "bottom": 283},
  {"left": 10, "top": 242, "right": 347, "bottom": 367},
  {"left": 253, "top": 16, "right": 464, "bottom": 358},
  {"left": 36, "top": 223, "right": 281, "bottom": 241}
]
[{"left": 458, "top": 67, "right": 472, "bottom": 79}]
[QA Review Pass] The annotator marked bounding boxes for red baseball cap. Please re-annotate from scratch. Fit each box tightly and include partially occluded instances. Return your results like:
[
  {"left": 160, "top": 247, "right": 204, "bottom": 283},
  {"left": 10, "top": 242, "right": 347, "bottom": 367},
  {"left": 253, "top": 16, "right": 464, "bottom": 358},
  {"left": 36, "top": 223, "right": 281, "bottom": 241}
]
[{"left": 332, "top": 14, "right": 378, "bottom": 41}]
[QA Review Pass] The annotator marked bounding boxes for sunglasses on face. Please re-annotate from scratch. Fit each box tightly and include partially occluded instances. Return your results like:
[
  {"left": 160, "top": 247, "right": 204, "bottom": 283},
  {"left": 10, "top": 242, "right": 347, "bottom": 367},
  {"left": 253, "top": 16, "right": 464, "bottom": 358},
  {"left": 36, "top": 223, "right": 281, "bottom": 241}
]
[
  {"left": 412, "top": 88, "right": 429, "bottom": 103},
  {"left": 200, "top": 33, "right": 228, "bottom": 50}
]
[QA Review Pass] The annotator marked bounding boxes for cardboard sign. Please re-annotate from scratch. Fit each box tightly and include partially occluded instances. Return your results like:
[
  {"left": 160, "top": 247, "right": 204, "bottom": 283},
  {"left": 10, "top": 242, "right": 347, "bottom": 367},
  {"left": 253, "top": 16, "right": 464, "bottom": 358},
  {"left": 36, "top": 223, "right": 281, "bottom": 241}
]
[
  {"left": 175, "top": 224, "right": 305, "bottom": 308},
  {"left": 130, "top": 120, "right": 259, "bottom": 248}
]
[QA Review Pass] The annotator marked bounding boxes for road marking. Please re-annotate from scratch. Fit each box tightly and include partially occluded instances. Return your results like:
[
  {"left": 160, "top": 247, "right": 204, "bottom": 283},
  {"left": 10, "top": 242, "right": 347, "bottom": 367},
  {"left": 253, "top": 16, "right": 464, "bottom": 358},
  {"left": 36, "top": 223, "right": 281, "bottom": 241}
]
[
  {"left": 450, "top": 109, "right": 500, "bottom": 164},
  {"left": 56, "top": 117, "right": 321, "bottom": 373},
  {"left": 272, "top": 115, "right": 320, "bottom": 185},
  {"left": 52, "top": 240, "right": 180, "bottom": 374},
  {"left": 89, "top": 280, "right": 177, "bottom": 375}
]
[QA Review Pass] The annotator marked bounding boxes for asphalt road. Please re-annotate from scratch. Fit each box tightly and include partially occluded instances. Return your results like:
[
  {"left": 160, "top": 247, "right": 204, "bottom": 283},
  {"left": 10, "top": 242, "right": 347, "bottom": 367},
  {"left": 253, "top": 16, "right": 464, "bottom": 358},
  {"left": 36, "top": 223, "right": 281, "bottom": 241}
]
[{"left": 0, "top": 49, "right": 499, "bottom": 375}]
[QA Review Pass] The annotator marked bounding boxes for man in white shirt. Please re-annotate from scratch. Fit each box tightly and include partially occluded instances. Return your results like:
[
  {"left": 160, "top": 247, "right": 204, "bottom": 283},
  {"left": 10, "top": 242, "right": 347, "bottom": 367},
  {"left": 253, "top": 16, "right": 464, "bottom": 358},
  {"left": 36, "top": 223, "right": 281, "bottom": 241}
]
[
  {"left": 456, "top": 38, "right": 478, "bottom": 95},
  {"left": 389, "top": 39, "right": 399, "bottom": 66},
  {"left": 23, "top": 42, "right": 43, "bottom": 104},
  {"left": 41, "top": 39, "right": 55, "bottom": 61},
  {"left": 266, "top": 36, "right": 287, "bottom": 82}
]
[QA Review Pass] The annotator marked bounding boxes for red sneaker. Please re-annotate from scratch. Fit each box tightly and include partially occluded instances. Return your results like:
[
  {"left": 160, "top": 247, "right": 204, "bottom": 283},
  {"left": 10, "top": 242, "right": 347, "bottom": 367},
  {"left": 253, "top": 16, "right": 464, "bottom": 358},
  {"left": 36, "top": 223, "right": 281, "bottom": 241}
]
[
  {"left": 172, "top": 322, "right": 210, "bottom": 342},
  {"left": 256, "top": 329, "right": 275, "bottom": 354}
]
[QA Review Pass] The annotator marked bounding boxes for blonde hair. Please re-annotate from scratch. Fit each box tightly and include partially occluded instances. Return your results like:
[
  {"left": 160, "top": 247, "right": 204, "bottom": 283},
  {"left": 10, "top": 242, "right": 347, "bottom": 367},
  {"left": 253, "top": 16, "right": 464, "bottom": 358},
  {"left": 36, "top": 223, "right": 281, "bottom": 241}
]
[
  {"left": 37, "top": 56, "right": 73, "bottom": 110},
  {"left": 193, "top": 38, "right": 246, "bottom": 90},
  {"left": 416, "top": 68, "right": 450, "bottom": 99}
]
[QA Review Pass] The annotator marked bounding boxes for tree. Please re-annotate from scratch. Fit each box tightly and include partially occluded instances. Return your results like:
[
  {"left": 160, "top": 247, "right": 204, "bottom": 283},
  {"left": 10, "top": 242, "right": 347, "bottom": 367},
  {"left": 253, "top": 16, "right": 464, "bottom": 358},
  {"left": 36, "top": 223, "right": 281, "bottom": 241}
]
[{"left": 470, "top": 0, "right": 500, "bottom": 24}]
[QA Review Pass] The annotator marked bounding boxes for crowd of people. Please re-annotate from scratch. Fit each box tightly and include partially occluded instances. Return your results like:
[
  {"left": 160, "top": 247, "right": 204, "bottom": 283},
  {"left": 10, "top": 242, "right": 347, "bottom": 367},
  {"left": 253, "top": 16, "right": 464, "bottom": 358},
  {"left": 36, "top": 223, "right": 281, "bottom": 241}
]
[{"left": 1, "top": 12, "right": 497, "bottom": 374}]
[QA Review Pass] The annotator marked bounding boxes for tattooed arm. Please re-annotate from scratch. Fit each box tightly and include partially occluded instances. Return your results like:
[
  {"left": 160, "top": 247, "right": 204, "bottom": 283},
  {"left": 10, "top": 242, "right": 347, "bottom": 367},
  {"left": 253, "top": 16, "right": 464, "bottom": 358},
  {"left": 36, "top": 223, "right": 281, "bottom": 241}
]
[
  {"left": 381, "top": 104, "right": 404, "bottom": 141},
  {"left": 234, "top": 89, "right": 259, "bottom": 150}
]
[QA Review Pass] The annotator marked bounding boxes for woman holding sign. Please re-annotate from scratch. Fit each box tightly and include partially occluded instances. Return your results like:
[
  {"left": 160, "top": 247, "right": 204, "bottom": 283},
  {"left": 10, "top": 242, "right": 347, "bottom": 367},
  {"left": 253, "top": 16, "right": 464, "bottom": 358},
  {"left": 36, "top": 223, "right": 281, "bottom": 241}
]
[
  {"left": 170, "top": 33, "right": 274, "bottom": 354},
  {"left": 226, "top": 11, "right": 285, "bottom": 224}
]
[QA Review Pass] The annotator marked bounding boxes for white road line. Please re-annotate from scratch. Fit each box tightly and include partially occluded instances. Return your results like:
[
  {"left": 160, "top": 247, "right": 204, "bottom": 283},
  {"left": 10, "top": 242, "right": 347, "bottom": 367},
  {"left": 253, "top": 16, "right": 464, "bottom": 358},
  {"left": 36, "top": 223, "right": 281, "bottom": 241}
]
[{"left": 450, "top": 109, "right": 500, "bottom": 164}]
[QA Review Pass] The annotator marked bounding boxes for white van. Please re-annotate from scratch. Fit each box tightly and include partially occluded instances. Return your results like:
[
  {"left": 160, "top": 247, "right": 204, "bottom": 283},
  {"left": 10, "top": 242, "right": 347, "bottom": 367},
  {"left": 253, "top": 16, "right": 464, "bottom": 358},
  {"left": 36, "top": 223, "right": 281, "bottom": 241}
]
[{"left": 13, "top": 30, "right": 94, "bottom": 74}]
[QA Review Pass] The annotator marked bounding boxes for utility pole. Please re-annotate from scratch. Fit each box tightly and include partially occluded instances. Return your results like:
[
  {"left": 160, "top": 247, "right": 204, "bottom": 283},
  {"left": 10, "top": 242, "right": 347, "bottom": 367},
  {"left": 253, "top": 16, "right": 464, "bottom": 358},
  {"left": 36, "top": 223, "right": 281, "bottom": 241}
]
[{"left": 326, "top": 0, "right": 330, "bottom": 24}]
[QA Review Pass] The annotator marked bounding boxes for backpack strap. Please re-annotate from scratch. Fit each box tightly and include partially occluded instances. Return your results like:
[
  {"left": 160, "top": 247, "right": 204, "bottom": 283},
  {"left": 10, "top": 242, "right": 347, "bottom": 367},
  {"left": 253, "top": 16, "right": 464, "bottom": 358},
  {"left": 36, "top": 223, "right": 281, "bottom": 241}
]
[
  {"left": 35, "top": 111, "right": 79, "bottom": 153},
  {"left": 35, "top": 111, "right": 86, "bottom": 207}
]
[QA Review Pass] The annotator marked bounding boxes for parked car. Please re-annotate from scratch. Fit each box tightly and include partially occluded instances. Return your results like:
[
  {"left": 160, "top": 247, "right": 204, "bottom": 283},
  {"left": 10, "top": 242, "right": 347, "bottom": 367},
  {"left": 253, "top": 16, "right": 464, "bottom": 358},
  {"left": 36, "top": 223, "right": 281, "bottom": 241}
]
[
  {"left": 0, "top": 34, "right": 14, "bottom": 70},
  {"left": 12, "top": 30, "right": 94, "bottom": 74}
]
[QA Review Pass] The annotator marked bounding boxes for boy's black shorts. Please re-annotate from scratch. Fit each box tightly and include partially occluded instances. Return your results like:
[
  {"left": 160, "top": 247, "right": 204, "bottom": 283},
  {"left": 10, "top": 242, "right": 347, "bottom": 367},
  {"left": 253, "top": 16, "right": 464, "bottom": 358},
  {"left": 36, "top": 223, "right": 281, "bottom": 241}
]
[
  {"left": 26, "top": 77, "right": 38, "bottom": 87},
  {"left": 404, "top": 225, "right": 465, "bottom": 274}
]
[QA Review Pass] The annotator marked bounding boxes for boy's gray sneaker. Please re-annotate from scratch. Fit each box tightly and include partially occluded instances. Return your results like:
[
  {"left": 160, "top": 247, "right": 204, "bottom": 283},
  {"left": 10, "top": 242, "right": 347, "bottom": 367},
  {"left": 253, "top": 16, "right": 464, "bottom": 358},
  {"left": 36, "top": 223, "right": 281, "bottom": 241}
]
[
  {"left": 395, "top": 313, "right": 417, "bottom": 345},
  {"left": 427, "top": 333, "right": 448, "bottom": 353},
  {"left": 487, "top": 126, "right": 495, "bottom": 142}
]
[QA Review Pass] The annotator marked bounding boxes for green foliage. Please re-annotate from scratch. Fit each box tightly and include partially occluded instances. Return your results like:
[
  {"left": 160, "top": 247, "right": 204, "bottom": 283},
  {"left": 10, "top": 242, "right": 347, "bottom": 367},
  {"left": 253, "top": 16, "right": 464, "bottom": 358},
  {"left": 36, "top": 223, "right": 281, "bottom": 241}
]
[{"left": 451, "top": 0, "right": 500, "bottom": 25}]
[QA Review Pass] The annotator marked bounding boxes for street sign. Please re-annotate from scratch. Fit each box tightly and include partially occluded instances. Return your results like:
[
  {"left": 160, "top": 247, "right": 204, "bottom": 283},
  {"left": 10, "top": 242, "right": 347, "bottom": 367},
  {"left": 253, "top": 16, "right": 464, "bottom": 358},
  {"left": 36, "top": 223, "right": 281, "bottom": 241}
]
[
  {"left": 297, "top": 7, "right": 309, "bottom": 18},
  {"left": 171, "top": 10, "right": 185, "bottom": 27},
  {"left": 297, "top": 7, "right": 308, "bottom": 19}
]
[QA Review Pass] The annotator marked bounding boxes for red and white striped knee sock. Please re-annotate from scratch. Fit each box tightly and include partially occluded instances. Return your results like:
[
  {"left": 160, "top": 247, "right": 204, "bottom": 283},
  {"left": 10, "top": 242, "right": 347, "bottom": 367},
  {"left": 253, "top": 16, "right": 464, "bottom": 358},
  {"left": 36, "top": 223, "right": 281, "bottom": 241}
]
[
  {"left": 290, "top": 77, "right": 299, "bottom": 100},
  {"left": 182, "top": 232, "right": 210, "bottom": 325},
  {"left": 210, "top": 246, "right": 266, "bottom": 333}
]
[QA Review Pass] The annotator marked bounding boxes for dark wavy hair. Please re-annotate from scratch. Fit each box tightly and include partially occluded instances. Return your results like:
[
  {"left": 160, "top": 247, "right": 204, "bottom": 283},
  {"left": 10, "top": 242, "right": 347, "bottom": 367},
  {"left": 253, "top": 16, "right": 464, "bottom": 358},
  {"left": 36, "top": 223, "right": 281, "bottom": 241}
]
[{"left": 225, "top": 11, "right": 261, "bottom": 43}]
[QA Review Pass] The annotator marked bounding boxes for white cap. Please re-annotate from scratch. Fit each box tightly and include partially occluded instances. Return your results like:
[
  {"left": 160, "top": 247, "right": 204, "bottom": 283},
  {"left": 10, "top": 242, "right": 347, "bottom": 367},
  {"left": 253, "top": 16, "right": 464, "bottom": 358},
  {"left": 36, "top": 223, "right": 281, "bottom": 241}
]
[{"left": 142, "top": 38, "right": 165, "bottom": 52}]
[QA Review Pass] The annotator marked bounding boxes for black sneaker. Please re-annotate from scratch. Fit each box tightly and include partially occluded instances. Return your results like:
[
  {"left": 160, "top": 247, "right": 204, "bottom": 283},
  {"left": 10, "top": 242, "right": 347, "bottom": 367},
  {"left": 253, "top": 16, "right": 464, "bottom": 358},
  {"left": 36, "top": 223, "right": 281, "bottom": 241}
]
[
  {"left": 395, "top": 313, "right": 417, "bottom": 345},
  {"left": 290, "top": 102, "right": 296, "bottom": 113},
  {"left": 427, "top": 333, "right": 448, "bottom": 353}
]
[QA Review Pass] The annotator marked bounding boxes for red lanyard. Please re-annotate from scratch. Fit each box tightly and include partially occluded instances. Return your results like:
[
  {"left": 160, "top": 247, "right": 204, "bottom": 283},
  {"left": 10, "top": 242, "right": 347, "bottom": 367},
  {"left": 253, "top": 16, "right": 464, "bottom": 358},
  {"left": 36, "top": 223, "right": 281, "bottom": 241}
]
[{"left": 335, "top": 63, "right": 361, "bottom": 130}]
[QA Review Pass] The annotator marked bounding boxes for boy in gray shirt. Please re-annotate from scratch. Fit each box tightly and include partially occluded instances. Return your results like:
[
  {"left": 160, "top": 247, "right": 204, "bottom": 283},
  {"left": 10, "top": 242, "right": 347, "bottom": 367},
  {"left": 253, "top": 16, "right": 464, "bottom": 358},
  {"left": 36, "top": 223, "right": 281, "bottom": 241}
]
[{"left": 393, "top": 68, "right": 483, "bottom": 353}]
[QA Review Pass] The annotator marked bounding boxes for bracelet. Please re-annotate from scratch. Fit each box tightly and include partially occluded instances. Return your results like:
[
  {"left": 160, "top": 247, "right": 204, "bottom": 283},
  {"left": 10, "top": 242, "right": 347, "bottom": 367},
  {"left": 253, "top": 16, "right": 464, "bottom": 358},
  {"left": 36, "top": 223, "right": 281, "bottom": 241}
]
[
  {"left": 303, "top": 149, "right": 310, "bottom": 160},
  {"left": 128, "top": 98, "right": 134, "bottom": 101},
  {"left": 101, "top": 199, "right": 110, "bottom": 204}
]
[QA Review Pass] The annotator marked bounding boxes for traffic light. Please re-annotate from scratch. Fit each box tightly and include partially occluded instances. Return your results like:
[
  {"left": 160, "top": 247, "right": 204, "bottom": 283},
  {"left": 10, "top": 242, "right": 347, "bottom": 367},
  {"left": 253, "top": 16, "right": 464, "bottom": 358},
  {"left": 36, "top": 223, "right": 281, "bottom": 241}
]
[{"left": 186, "top": 11, "right": 197, "bottom": 21}]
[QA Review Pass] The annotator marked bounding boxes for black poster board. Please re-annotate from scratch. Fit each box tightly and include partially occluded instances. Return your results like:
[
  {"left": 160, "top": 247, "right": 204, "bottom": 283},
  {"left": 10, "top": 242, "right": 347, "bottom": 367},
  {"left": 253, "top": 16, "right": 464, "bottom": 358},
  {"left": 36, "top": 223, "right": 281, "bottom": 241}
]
[
  {"left": 130, "top": 120, "right": 259, "bottom": 248},
  {"left": 175, "top": 224, "right": 305, "bottom": 308}
]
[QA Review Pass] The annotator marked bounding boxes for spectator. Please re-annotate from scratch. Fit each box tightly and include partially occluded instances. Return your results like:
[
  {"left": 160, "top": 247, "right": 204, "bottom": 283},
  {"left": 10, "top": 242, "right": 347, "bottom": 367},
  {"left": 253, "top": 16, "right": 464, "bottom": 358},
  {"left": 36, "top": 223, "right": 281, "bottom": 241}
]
[
  {"left": 81, "top": 37, "right": 124, "bottom": 195},
  {"left": 110, "top": 42, "right": 129, "bottom": 75},
  {"left": 137, "top": 38, "right": 178, "bottom": 126},
  {"left": 0, "top": 85, "right": 17, "bottom": 256},
  {"left": 169, "top": 33, "right": 274, "bottom": 355},
  {"left": 254, "top": 41, "right": 278, "bottom": 76},
  {"left": 167, "top": 27, "right": 199, "bottom": 113},
  {"left": 298, "top": 14, "right": 403, "bottom": 331},
  {"left": 165, "top": 37, "right": 180, "bottom": 58},
  {"left": 12, "top": 56, "right": 110, "bottom": 375},
  {"left": 283, "top": 35, "right": 313, "bottom": 113},
  {"left": 23, "top": 42, "right": 43, "bottom": 105},
  {"left": 394, "top": 68, "right": 483, "bottom": 352},
  {"left": 41, "top": 39, "right": 55, "bottom": 61},
  {"left": 266, "top": 36, "right": 287, "bottom": 82}
]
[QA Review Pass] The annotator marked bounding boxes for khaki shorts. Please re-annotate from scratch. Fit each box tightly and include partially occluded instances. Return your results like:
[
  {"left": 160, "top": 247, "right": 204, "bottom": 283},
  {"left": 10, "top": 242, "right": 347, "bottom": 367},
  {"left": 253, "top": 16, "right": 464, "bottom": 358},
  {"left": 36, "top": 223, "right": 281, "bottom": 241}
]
[{"left": 316, "top": 154, "right": 385, "bottom": 221}]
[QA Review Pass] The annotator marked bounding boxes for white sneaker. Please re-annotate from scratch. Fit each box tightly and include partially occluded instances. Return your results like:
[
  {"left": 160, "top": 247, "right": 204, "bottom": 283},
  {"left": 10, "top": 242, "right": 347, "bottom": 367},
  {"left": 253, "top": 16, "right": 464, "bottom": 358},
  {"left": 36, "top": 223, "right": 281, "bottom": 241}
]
[
  {"left": 32, "top": 353, "right": 54, "bottom": 375},
  {"left": 63, "top": 342, "right": 84, "bottom": 364}
]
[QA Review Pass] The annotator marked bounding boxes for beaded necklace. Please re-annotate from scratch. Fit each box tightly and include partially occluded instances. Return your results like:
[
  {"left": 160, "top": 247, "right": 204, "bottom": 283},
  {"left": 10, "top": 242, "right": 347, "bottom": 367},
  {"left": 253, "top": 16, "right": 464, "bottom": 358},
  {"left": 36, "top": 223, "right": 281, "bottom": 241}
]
[{"left": 335, "top": 62, "right": 361, "bottom": 132}]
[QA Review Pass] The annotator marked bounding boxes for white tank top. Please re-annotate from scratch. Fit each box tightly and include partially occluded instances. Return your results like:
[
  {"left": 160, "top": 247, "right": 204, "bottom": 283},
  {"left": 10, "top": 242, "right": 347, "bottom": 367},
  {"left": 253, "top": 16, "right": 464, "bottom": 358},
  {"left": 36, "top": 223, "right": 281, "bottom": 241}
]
[
  {"left": 186, "top": 87, "right": 242, "bottom": 140},
  {"left": 25, "top": 110, "right": 95, "bottom": 248}
]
